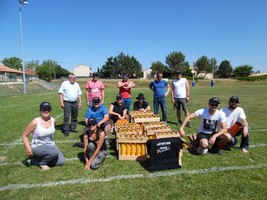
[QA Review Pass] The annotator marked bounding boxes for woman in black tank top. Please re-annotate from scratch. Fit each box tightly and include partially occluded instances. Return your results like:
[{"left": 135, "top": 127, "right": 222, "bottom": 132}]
[{"left": 83, "top": 118, "right": 107, "bottom": 170}]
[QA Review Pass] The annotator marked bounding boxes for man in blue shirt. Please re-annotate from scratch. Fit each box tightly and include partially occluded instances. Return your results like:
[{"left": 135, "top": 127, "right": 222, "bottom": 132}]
[
  {"left": 84, "top": 97, "right": 112, "bottom": 138},
  {"left": 149, "top": 72, "right": 170, "bottom": 124}
]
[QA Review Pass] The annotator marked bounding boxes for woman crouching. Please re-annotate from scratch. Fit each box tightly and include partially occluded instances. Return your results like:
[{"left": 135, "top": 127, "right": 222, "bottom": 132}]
[
  {"left": 22, "top": 102, "right": 64, "bottom": 170},
  {"left": 83, "top": 118, "right": 107, "bottom": 170}
]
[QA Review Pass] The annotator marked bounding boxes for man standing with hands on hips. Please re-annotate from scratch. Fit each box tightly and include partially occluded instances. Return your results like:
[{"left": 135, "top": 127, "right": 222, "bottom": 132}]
[
  {"left": 58, "top": 73, "right": 82, "bottom": 137},
  {"left": 149, "top": 72, "right": 170, "bottom": 124}
]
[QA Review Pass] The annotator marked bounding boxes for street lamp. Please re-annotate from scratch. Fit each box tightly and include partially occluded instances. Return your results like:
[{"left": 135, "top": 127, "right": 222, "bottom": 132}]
[{"left": 18, "top": 0, "right": 28, "bottom": 94}]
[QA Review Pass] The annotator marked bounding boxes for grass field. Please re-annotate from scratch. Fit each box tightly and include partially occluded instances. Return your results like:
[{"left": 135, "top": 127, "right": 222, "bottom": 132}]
[{"left": 0, "top": 82, "right": 267, "bottom": 200}]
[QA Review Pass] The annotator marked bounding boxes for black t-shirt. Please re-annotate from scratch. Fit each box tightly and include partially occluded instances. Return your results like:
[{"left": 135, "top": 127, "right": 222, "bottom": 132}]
[
  {"left": 112, "top": 101, "right": 127, "bottom": 116},
  {"left": 133, "top": 101, "right": 149, "bottom": 111}
]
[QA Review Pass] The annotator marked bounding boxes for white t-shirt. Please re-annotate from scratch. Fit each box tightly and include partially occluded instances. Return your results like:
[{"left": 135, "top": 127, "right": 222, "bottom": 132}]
[
  {"left": 195, "top": 108, "right": 226, "bottom": 134},
  {"left": 58, "top": 81, "right": 82, "bottom": 102},
  {"left": 172, "top": 78, "right": 187, "bottom": 98},
  {"left": 220, "top": 107, "right": 246, "bottom": 128}
]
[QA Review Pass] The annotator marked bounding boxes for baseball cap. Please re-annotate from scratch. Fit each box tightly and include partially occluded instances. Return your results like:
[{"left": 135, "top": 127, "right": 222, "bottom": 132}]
[
  {"left": 229, "top": 96, "right": 239, "bottom": 103},
  {"left": 209, "top": 97, "right": 220, "bottom": 105},
  {"left": 176, "top": 71, "right": 182, "bottom": 75},
  {"left": 39, "top": 102, "right": 51, "bottom": 111},
  {"left": 92, "top": 97, "right": 101, "bottom": 104},
  {"left": 116, "top": 94, "right": 122, "bottom": 100},
  {"left": 87, "top": 118, "right": 97, "bottom": 126}
]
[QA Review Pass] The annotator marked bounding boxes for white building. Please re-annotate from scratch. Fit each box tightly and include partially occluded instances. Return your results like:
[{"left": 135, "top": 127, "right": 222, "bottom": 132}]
[
  {"left": 73, "top": 64, "right": 92, "bottom": 77},
  {"left": 143, "top": 68, "right": 152, "bottom": 79}
]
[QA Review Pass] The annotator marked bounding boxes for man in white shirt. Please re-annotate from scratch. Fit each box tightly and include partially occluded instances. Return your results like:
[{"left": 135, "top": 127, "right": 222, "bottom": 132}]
[
  {"left": 180, "top": 97, "right": 229, "bottom": 155},
  {"left": 171, "top": 70, "right": 191, "bottom": 127},
  {"left": 220, "top": 96, "right": 250, "bottom": 153},
  {"left": 58, "top": 74, "right": 82, "bottom": 136}
]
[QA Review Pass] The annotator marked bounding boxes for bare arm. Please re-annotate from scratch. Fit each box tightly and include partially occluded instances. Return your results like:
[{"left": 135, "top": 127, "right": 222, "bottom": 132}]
[
  {"left": 84, "top": 131, "right": 105, "bottom": 170},
  {"left": 83, "top": 134, "right": 90, "bottom": 170},
  {"left": 59, "top": 93, "right": 64, "bottom": 109},
  {"left": 101, "top": 89, "right": 105, "bottom": 104},
  {"left": 185, "top": 79, "right": 190, "bottom": 102},
  {"left": 78, "top": 95, "right": 82, "bottom": 109},
  {"left": 97, "top": 114, "right": 109, "bottom": 128},
  {"left": 209, "top": 122, "right": 227, "bottom": 145},
  {"left": 165, "top": 85, "right": 170, "bottom": 97},
  {"left": 22, "top": 119, "right": 37, "bottom": 157},
  {"left": 170, "top": 81, "right": 175, "bottom": 104},
  {"left": 86, "top": 89, "right": 90, "bottom": 106},
  {"left": 242, "top": 118, "right": 249, "bottom": 137},
  {"left": 179, "top": 113, "right": 196, "bottom": 137}
]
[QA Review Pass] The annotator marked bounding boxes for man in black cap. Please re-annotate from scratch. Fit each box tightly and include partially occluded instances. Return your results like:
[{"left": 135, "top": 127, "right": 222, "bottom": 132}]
[
  {"left": 133, "top": 93, "right": 151, "bottom": 112},
  {"left": 179, "top": 97, "right": 229, "bottom": 155},
  {"left": 108, "top": 94, "right": 128, "bottom": 123},
  {"left": 220, "top": 96, "right": 250, "bottom": 153}
]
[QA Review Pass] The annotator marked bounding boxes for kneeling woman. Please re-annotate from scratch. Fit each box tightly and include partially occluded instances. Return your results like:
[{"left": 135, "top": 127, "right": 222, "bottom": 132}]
[
  {"left": 22, "top": 102, "right": 65, "bottom": 170},
  {"left": 83, "top": 118, "right": 107, "bottom": 170}
]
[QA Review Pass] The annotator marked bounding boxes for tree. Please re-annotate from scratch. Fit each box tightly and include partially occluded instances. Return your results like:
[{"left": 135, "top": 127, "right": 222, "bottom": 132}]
[
  {"left": 36, "top": 59, "right": 70, "bottom": 82},
  {"left": 25, "top": 60, "right": 40, "bottom": 70},
  {"left": 36, "top": 64, "right": 53, "bottom": 82},
  {"left": 150, "top": 61, "right": 168, "bottom": 74},
  {"left": 100, "top": 52, "right": 142, "bottom": 78},
  {"left": 233, "top": 65, "right": 253, "bottom": 77},
  {"left": 2, "top": 57, "right": 22, "bottom": 70},
  {"left": 217, "top": 60, "right": 233, "bottom": 78},
  {"left": 165, "top": 51, "right": 186, "bottom": 71}
]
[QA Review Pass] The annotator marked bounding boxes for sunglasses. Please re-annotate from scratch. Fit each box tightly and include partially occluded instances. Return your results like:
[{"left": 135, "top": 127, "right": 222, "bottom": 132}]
[
  {"left": 89, "top": 123, "right": 96, "bottom": 127},
  {"left": 41, "top": 109, "right": 51, "bottom": 112},
  {"left": 210, "top": 104, "right": 218, "bottom": 107},
  {"left": 230, "top": 101, "right": 238, "bottom": 104}
]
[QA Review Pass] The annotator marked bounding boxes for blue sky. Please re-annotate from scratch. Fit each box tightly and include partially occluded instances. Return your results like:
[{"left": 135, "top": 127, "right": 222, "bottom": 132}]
[{"left": 1, "top": 0, "right": 267, "bottom": 73}]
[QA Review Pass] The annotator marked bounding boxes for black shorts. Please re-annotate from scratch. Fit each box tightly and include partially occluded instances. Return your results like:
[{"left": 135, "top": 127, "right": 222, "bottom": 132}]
[
  {"left": 100, "top": 120, "right": 112, "bottom": 130},
  {"left": 197, "top": 132, "right": 215, "bottom": 141}
]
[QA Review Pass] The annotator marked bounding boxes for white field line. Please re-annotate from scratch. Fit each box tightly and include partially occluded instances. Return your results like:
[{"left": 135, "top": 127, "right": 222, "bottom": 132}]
[
  {"left": 0, "top": 144, "right": 266, "bottom": 167},
  {"left": 0, "top": 163, "right": 266, "bottom": 192}
]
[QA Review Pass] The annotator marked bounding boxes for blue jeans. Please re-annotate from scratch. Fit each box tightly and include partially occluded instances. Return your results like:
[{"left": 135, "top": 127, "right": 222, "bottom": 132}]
[
  {"left": 122, "top": 98, "right": 132, "bottom": 111},
  {"left": 153, "top": 97, "right": 167, "bottom": 122}
]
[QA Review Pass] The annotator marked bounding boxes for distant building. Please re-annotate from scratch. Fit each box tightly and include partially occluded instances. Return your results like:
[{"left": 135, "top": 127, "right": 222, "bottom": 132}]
[
  {"left": 143, "top": 68, "right": 152, "bottom": 79},
  {"left": 0, "top": 65, "right": 23, "bottom": 82},
  {"left": 25, "top": 69, "right": 38, "bottom": 81},
  {"left": 73, "top": 64, "right": 92, "bottom": 77}
]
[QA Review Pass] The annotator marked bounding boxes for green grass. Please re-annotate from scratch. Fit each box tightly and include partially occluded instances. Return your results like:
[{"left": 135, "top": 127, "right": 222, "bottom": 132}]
[{"left": 0, "top": 83, "right": 267, "bottom": 200}]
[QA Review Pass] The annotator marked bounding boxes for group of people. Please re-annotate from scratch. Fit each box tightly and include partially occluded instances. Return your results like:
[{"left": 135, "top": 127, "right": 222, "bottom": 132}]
[{"left": 21, "top": 72, "right": 250, "bottom": 171}]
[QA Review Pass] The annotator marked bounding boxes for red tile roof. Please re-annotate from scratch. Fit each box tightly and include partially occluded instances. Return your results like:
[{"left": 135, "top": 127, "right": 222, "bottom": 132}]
[
  {"left": 0, "top": 65, "right": 23, "bottom": 74},
  {"left": 25, "top": 69, "right": 37, "bottom": 76}
]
